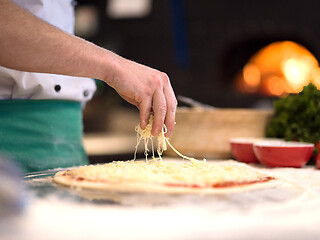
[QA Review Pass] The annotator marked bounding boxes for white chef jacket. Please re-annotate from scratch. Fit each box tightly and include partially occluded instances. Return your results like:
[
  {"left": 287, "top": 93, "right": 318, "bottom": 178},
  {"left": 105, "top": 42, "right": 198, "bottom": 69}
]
[{"left": 0, "top": 0, "right": 96, "bottom": 103}]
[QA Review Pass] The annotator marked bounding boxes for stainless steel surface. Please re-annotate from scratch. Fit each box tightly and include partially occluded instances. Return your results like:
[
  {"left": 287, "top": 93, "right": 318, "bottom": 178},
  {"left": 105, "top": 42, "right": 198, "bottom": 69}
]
[{"left": 177, "top": 95, "right": 215, "bottom": 109}]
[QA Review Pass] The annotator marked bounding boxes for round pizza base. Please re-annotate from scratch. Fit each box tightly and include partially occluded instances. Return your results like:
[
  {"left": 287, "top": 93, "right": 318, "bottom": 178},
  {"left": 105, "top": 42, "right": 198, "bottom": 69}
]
[{"left": 53, "top": 171, "right": 282, "bottom": 195}]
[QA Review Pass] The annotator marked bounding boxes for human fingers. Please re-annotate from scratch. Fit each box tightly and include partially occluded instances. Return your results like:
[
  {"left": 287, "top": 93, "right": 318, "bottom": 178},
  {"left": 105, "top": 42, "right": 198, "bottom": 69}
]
[
  {"left": 151, "top": 88, "right": 167, "bottom": 136},
  {"left": 119, "top": 92, "right": 151, "bottom": 131},
  {"left": 138, "top": 96, "right": 152, "bottom": 131},
  {"left": 163, "top": 83, "right": 177, "bottom": 137}
]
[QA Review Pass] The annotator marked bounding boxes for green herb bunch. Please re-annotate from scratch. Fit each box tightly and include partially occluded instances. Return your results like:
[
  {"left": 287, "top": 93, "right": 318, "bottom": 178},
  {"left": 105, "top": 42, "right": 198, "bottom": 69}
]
[{"left": 266, "top": 83, "right": 320, "bottom": 144}]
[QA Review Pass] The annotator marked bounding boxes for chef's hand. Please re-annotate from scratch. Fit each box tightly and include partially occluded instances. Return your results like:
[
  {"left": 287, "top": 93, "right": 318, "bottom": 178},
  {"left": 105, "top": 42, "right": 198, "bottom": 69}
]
[
  {"left": 104, "top": 55, "right": 177, "bottom": 137},
  {"left": 0, "top": 0, "right": 177, "bottom": 136}
]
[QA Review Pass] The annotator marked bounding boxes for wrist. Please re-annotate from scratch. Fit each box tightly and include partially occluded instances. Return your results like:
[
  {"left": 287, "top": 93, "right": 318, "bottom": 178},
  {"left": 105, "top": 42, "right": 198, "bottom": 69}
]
[{"left": 97, "top": 49, "right": 121, "bottom": 87}]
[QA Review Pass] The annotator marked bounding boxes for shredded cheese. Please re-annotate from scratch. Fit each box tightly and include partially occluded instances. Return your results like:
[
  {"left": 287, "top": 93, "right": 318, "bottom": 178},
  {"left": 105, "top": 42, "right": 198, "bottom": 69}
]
[
  {"left": 56, "top": 116, "right": 275, "bottom": 190},
  {"left": 134, "top": 115, "right": 197, "bottom": 162},
  {"left": 65, "top": 160, "right": 268, "bottom": 186}
]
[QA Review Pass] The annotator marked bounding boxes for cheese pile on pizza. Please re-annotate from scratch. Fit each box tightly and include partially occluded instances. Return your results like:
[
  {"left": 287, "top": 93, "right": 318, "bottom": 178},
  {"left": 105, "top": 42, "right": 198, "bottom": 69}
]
[
  {"left": 53, "top": 115, "right": 278, "bottom": 194},
  {"left": 53, "top": 159, "right": 276, "bottom": 193}
]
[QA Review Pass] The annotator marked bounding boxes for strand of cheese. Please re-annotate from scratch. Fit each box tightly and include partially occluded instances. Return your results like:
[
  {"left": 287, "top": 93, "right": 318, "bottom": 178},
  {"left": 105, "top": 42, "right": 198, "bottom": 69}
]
[
  {"left": 165, "top": 138, "right": 197, "bottom": 161},
  {"left": 134, "top": 115, "right": 197, "bottom": 162}
]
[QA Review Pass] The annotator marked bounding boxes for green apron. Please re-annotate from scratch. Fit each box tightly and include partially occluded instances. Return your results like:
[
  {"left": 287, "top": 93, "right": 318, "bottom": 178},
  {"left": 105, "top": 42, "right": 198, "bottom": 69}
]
[{"left": 0, "top": 99, "right": 88, "bottom": 173}]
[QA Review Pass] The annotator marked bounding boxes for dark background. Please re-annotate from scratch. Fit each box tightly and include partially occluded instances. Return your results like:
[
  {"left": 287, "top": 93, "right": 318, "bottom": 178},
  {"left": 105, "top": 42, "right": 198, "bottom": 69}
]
[{"left": 77, "top": 0, "right": 320, "bottom": 111}]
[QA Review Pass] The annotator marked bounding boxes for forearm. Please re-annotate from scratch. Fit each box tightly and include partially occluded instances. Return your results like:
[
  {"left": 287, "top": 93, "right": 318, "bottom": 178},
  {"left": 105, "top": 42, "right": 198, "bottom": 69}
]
[
  {"left": 0, "top": 0, "right": 177, "bottom": 136},
  {"left": 0, "top": 0, "right": 115, "bottom": 82}
]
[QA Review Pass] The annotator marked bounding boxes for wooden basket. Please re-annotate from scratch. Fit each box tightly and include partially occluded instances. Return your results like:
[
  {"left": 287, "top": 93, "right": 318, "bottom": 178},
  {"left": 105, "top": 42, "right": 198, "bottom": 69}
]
[{"left": 165, "top": 107, "right": 273, "bottom": 159}]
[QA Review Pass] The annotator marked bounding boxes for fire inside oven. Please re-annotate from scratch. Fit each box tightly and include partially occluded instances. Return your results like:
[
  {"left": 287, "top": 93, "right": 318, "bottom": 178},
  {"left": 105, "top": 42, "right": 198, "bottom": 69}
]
[
  {"left": 235, "top": 41, "right": 320, "bottom": 97},
  {"left": 183, "top": 0, "right": 320, "bottom": 108}
]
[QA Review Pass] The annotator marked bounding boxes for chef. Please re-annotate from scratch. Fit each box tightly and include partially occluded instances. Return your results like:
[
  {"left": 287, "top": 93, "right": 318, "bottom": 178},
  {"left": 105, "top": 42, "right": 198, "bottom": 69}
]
[{"left": 0, "top": 0, "right": 177, "bottom": 172}]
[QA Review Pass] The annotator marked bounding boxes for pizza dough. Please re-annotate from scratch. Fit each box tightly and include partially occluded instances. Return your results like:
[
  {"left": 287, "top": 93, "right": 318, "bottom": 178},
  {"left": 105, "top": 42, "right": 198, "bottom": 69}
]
[{"left": 53, "top": 159, "right": 280, "bottom": 194}]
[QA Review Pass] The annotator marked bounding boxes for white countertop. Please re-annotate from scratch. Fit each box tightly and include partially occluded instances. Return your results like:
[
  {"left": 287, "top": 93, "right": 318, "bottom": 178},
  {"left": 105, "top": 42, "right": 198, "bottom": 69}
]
[{"left": 2, "top": 159, "right": 320, "bottom": 240}]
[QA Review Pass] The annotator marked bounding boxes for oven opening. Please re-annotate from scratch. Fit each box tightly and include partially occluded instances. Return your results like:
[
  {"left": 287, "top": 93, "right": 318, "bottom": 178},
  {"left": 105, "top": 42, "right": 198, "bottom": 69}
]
[{"left": 235, "top": 41, "right": 320, "bottom": 97}]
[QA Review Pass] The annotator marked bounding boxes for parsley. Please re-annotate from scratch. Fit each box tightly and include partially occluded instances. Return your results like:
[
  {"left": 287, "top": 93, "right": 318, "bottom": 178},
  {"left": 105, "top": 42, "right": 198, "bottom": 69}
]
[{"left": 266, "top": 83, "right": 320, "bottom": 144}]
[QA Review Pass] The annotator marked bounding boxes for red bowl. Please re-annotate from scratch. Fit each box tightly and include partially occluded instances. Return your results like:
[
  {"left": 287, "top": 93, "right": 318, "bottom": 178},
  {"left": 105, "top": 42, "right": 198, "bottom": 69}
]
[
  {"left": 253, "top": 141, "right": 314, "bottom": 168},
  {"left": 229, "top": 138, "right": 275, "bottom": 163}
]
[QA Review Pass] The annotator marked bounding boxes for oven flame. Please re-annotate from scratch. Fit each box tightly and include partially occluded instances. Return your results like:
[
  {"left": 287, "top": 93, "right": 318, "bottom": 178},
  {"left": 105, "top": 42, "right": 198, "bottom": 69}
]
[
  {"left": 243, "top": 63, "right": 261, "bottom": 89},
  {"left": 237, "top": 41, "right": 320, "bottom": 96}
]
